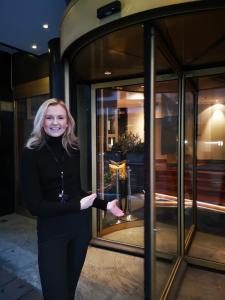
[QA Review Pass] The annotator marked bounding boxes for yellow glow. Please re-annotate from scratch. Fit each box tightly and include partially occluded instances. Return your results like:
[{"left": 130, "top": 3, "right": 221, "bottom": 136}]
[
  {"left": 31, "top": 44, "right": 37, "bottom": 49},
  {"left": 125, "top": 92, "right": 144, "bottom": 100},
  {"left": 212, "top": 109, "right": 224, "bottom": 120},
  {"left": 204, "top": 141, "right": 224, "bottom": 147},
  {"left": 213, "top": 103, "right": 225, "bottom": 111}
]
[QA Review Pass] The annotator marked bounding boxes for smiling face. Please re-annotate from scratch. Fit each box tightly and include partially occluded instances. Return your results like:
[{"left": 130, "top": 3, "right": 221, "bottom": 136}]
[{"left": 43, "top": 104, "right": 68, "bottom": 137}]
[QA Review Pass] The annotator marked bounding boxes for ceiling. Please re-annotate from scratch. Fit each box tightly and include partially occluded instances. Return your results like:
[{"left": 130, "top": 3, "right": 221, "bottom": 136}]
[
  {"left": 72, "top": 8, "right": 225, "bottom": 84},
  {"left": 0, "top": 0, "right": 66, "bottom": 55}
]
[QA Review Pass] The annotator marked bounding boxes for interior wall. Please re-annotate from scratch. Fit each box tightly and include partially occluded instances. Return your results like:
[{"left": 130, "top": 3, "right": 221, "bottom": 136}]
[
  {"left": 127, "top": 107, "right": 144, "bottom": 141},
  {"left": 197, "top": 103, "right": 225, "bottom": 160}
]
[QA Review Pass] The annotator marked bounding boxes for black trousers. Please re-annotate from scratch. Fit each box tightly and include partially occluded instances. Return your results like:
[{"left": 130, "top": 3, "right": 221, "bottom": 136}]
[{"left": 38, "top": 233, "right": 89, "bottom": 300}]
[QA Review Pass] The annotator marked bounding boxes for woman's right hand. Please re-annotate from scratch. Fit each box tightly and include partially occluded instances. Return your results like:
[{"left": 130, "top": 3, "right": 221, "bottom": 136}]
[{"left": 80, "top": 193, "right": 97, "bottom": 210}]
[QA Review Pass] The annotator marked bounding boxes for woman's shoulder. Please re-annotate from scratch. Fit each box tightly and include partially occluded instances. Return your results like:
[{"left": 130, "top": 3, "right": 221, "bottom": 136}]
[{"left": 22, "top": 146, "right": 43, "bottom": 160}]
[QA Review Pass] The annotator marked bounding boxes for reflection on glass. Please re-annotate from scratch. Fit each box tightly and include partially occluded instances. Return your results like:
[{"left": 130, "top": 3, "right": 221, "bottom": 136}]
[
  {"left": 96, "top": 84, "right": 144, "bottom": 246},
  {"left": 184, "top": 82, "right": 195, "bottom": 240},
  {"left": 155, "top": 80, "right": 179, "bottom": 255},
  {"left": 154, "top": 79, "right": 179, "bottom": 299},
  {"left": 189, "top": 76, "right": 225, "bottom": 264}
]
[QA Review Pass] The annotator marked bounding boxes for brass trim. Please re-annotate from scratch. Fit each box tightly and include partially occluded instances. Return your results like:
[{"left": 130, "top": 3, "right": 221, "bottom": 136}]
[
  {"left": 161, "top": 257, "right": 187, "bottom": 300},
  {"left": 160, "top": 257, "right": 186, "bottom": 300},
  {"left": 185, "top": 256, "right": 225, "bottom": 273},
  {"left": 184, "top": 223, "right": 196, "bottom": 253},
  {"left": 90, "top": 237, "right": 144, "bottom": 257},
  {"left": 100, "top": 220, "right": 144, "bottom": 236}
]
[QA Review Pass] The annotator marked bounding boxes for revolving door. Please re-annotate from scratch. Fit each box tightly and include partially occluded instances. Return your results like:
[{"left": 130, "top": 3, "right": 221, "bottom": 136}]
[{"left": 69, "top": 5, "right": 225, "bottom": 299}]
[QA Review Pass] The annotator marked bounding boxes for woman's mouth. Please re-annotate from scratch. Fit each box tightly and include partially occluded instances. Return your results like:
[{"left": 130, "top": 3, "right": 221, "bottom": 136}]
[{"left": 50, "top": 127, "right": 61, "bottom": 131}]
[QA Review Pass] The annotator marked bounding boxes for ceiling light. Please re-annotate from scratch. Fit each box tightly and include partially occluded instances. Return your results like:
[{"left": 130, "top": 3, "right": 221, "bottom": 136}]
[
  {"left": 42, "top": 24, "right": 49, "bottom": 29},
  {"left": 104, "top": 71, "right": 111, "bottom": 76},
  {"left": 31, "top": 44, "right": 37, "bottom": 49}
]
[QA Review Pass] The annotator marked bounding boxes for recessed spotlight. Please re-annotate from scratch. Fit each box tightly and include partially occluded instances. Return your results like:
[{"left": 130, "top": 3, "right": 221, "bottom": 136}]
[
  {"left": 104, "top": 71, "right": 112, "bottom": 76},
  {"left": 42, "top": 24, "right": 49, "bottom": 29},
  {"left": 31, "top": 44, "right": 37, "bottom": 49}
]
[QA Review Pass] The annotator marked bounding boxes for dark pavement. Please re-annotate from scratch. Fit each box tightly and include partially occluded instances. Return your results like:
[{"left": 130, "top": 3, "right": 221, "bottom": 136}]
[{"left": 0, "top": 267, "right": 43, "bottom": 300}]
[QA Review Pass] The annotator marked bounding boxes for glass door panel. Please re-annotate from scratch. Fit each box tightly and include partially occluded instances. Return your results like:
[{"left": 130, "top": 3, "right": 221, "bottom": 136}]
[
  {"left": 96, "top": 83, "right": 144, "bottom": 247},
  {"left": 184, "top": 80, "right": 196, "bottom": 241},
  {"left": 188, "top": 75, "right": 225, "bottom": 264},
  {"left": 154, "top": 30, "right": 180, "bottom": 297},
  {"left": 155, "top": 79, "right": 179, "bottom": 255},
  {"left": 154, "top": 78, "right": 179, "bottom": 299}
]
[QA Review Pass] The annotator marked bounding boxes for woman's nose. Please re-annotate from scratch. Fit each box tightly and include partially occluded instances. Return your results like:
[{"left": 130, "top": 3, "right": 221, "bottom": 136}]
[{"left": 52, "top": 117, "right": 58, "bottom": 124}]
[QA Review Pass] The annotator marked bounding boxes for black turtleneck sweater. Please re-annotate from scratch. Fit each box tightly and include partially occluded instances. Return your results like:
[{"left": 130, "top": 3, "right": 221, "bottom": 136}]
[{"left": 21, "top": 135, "right": 107, "bottom": 241}]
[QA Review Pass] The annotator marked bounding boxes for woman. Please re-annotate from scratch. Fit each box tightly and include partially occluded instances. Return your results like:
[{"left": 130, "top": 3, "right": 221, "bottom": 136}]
[{"left": 21, "top": 98, "right": 124, "bottom": 300}]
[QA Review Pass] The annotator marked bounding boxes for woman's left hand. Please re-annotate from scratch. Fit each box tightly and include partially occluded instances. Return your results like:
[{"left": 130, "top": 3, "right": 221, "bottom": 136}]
[{"left": 107, "top": 199, "right": 124, "bottom": 217}]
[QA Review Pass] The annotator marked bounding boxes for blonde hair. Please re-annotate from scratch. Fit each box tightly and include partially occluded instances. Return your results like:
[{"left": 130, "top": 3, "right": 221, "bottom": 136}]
[{"left": 26, "top": 98, "right": 79, "bottom": 153}]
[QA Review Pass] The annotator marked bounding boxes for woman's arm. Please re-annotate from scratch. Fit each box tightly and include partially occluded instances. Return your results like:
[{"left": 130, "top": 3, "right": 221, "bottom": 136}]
[
  {"left": 92, "top": 197, "right": 124, "bottom": 216},
  {"left": 92, "top": 197, "right": 108, "bottom": 210}
]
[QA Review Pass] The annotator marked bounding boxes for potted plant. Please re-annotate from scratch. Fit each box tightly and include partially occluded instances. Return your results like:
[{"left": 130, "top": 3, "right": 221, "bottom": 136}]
[{"left": 111, "top": 131, "right": 144, "bottom": 158}]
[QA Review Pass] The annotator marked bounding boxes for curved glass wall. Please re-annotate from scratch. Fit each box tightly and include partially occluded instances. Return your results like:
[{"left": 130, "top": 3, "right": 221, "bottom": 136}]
[{"left": 188, "top": 75, "right": 225, "bottom": 264}]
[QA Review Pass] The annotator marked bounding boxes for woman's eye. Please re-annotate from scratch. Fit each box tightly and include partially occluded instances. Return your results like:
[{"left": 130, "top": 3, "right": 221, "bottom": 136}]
[{"left": 45, "top": 115, "right": 66, "bottom": 120}]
